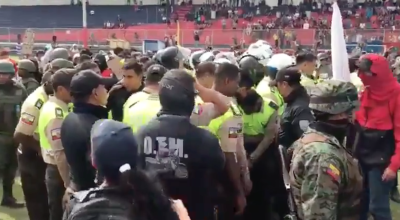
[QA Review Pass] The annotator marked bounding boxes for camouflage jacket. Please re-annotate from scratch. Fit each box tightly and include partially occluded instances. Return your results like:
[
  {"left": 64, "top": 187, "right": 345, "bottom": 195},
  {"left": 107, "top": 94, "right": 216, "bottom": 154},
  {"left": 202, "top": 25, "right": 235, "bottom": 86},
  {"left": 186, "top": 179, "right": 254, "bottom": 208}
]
[{"left": 289, "top": 127, "right": 363, "bottom": 220}]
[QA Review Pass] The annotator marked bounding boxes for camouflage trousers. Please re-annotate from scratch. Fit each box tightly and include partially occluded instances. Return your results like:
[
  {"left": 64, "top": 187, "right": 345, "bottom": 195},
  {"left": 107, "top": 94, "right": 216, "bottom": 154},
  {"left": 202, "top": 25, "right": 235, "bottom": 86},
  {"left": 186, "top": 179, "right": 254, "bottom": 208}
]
[
  {"left": 18, "top": 146, "right": 49, "bottom": 220},
  {"left": 0, "top": 135, "right": 18, "bottom": 198},
  {"left": 46, "top": 164, "right": 65, "bottom": 220}
]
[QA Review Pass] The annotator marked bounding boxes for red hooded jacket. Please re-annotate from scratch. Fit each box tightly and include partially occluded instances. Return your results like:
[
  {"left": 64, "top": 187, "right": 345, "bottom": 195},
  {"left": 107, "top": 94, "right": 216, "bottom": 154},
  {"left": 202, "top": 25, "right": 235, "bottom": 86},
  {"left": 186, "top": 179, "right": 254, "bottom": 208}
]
[{"left": 356, "top": 54, "right": 400, "bottom": 172}]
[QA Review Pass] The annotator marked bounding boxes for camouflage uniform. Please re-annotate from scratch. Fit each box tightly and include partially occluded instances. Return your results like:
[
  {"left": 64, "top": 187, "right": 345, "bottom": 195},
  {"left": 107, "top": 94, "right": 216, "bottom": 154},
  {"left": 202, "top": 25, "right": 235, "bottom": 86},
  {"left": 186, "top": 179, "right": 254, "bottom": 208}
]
[
  {"left": 289, "top": 80, "right": 363, "bottom": 220},
  {"left": 0, "top": 60, "right": 27, "bottom": 207}
]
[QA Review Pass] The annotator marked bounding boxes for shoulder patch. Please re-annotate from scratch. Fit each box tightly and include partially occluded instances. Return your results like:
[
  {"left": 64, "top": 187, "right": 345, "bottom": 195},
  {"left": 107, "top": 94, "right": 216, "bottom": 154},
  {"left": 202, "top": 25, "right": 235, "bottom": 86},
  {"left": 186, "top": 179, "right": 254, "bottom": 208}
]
[
  {"left": 21, "top": 112, "right": 35, "bottom": 125},
  {"left": 55, "top": 108, "right": 64, "bottom": 118},
  {"left": 34, "top": 99, "right": 44, "bottom": 110},
  {"left": 268, "top": 101, "right": 279, "bottom": 111},
  {"left": 326, "top": 164, "right": 341, "bottom": 182},
  {"left": 50, "top": 128, "right": 61, "bottom": 140}
]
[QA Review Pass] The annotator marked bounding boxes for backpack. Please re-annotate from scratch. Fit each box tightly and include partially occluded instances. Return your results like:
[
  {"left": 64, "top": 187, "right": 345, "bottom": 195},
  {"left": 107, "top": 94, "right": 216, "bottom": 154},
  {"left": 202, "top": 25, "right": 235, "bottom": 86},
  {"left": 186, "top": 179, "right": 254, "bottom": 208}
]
[{"left": 66, "top": 188, "right": 134, "bottom": 220}]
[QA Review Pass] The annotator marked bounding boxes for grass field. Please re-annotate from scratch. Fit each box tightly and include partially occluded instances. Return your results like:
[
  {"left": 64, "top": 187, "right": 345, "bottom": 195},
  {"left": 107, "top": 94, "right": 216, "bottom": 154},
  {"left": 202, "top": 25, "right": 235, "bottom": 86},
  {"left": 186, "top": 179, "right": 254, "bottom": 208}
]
[{"left": 0, "top": 179, "right": 398, "bottom": 220}]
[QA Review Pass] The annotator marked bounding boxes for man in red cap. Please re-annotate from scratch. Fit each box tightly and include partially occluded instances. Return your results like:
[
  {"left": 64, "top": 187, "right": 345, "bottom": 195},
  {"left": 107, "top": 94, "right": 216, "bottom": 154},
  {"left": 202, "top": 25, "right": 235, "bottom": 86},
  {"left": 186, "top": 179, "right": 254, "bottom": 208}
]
[{"left": 352, "top": 54, "right": 400, "bottom": 220}]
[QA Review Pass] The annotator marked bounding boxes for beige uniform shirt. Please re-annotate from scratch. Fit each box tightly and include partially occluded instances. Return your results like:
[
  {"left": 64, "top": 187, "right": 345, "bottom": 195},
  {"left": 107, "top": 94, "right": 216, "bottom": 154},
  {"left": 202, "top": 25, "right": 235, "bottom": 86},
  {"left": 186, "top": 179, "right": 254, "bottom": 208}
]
[
  {"left": 42, "top": 96, "right": 70, "bottom": 187},
  {"left": 15, "top": 86, "right": 48, "bottom": 140}
]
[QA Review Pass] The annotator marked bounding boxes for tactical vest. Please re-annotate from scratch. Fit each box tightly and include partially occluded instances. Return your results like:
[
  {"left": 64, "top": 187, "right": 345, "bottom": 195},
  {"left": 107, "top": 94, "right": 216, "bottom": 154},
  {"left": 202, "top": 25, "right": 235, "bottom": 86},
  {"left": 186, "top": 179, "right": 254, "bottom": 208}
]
[
  {"left": 38, "top": 101, "right": 68, "bottom": 150},
  {"left": 0, "top": 85, "right": 26, "bottom": 135}
]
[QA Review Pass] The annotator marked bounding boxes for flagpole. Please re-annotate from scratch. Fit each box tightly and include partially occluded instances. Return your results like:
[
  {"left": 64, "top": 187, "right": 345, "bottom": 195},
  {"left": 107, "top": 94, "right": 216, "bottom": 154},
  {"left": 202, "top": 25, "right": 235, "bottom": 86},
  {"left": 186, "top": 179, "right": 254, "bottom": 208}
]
[{"left": 82, "top": 0, "right": 88, "bottom": 48}]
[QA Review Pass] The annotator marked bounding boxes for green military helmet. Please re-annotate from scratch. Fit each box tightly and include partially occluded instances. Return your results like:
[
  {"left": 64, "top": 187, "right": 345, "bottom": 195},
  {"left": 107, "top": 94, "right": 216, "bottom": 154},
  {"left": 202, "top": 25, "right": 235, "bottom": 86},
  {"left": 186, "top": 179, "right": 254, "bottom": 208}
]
[
  {"left": 308, "top": 80, "right": 359, "bottom": 115},
  {"left": 0, "top": 60, "right": 15, "bottom": 74},
  {"left": 50, "top": 58, "right": 74, "bottom": 69},
  {"left": 17, "top": 59, "right": 36, "bottom": 72},
  {"left": 50, "top": 48, "right": 70, "bottom": 61}
]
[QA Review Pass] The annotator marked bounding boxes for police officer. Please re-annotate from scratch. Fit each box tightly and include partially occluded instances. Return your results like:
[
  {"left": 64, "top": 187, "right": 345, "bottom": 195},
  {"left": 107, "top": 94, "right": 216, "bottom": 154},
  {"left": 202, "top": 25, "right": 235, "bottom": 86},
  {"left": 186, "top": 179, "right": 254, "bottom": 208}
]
[
  {"left": 289, "top": 80, "right": 363, "bottom": 220},
  {"left": 123, "top": 64, "right": 167, "bottom": 131},
  {"left": 295, "top": 52, "right": 318, "bottom": 86},
  {"left": 235, "top": 70, "right": 282, "bottom": 219},
  {"left": 0, "top": 60, "right": 27, "bottom": 208},
  {"left": 14, "top": 74, "right": 53, "bottom": 219},
  {"left": 38, "top": 68, "right": 76, "bottom": 220},
  {"left": 135, "top": 69, "right": 225, "bottom": 220},
  {"left": 108, "top": 59, "right": 143, "bottom": 121},
  {"left": 195, "top": 63, "right": 248, "bottom": 219},
  {"left": 18, "top": 59, "right": 40, "bottom": 94},
  {"left": 273, "top": 66, "right": 314, "bottom": 148},
  {"left": 256, "top": 53, "right": 294, "bottom": 116}
]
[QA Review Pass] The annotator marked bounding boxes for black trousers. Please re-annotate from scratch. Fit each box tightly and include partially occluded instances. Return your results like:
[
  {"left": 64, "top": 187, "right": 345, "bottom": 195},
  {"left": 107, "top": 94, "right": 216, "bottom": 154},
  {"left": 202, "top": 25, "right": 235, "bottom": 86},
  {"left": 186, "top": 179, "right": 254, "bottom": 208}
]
[
  {"left": 45, "top": 164, "right": 65, "bottom": 220},
  {"left": 18, "top": 148, "right": 49, "bottom": 220},
  {"left": 0, "top": 136, "right": 18, "bottom": 198}
]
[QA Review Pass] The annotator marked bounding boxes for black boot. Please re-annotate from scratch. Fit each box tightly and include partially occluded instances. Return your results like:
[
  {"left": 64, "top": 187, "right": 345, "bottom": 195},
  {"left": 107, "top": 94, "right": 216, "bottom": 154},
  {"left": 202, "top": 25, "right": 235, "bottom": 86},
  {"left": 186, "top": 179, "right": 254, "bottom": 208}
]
[
  {"left": 1, "top": 184, "right": 25, "bottom": 208},
  {"left": 1, "top": 196, "right": 25, "bottom": 208},
  {"left": 391, "top": 186, "right": 400, "bottom": 204}
]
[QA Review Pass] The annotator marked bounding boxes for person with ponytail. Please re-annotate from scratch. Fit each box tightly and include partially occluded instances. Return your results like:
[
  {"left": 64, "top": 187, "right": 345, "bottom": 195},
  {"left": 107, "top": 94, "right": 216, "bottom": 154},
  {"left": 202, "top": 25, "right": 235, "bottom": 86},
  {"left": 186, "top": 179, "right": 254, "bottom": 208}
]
[{"left": 63, "top": 119, "right": 188, "bottom": 220}]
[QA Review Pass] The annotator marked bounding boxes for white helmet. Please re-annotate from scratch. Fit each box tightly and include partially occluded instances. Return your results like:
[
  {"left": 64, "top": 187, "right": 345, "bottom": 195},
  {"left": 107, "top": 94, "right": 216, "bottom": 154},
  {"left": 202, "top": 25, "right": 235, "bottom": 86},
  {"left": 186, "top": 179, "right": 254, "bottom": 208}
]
[
  {"left": 199, "top": 51, "right": 215, "bottom": 63},
  {"left": 245, "top": 44, "right": 274, "bottom": 66},
  {"left": 267, "top": 53, "right": 295, "bottom": 71}
]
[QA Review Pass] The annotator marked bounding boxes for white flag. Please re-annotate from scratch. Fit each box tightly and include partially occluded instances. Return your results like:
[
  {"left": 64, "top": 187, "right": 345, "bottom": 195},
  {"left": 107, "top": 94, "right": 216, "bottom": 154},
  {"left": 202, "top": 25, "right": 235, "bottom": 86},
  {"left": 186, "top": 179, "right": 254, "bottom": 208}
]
[{"left": 331, "top": 2, "right": 351, "bottom": 82}]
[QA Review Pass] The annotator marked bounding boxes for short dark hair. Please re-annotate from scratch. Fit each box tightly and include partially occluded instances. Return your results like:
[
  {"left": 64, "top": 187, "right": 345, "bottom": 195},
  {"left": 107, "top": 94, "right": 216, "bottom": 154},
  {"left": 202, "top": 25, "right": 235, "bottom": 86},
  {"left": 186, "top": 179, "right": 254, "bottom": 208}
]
[
  {"left": 51, "top": 68, "right": 78, "bottom": 91},
  {"left": 122, "top": 59, "right": 143, "bottom": 75},
  {"left": 76, "top": 61, "right": 98, "bottom": 71},
  {"left": 196, "top": 61, "right": 216, "bottom": 78},
  {"left": 296, "top": 52, "right": 316, "bottom": 64},
  {"left": 79, "top": 54, "right": 92, "bottom": 64},
  {"left": 215, "top": 63, "right": 239, "bottom": 82}
]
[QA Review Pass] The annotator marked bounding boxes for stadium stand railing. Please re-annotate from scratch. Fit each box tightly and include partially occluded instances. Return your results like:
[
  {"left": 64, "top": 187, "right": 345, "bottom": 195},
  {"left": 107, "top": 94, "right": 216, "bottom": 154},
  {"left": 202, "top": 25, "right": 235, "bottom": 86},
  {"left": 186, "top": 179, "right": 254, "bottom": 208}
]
[{"left": 0, "top": 27, "right": 399, "bottom": 51}]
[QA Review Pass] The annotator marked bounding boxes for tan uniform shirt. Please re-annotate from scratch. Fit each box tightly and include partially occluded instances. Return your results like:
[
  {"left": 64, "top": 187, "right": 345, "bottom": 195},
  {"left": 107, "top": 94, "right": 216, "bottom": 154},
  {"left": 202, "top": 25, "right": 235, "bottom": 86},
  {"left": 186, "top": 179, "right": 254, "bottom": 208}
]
[
  {"left": 42, "top": 96, "right": 70, "bottom": 187},
  {"left": 15, "top": 86, "right": 48, "bottom": 140}
]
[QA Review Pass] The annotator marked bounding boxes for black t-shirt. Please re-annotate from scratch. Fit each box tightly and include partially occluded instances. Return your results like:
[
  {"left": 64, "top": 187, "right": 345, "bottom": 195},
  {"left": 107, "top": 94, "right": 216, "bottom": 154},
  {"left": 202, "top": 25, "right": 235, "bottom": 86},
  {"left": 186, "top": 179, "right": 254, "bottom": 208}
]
[{"left": 136, "top": 115, "right": 224, "bottom": 220}]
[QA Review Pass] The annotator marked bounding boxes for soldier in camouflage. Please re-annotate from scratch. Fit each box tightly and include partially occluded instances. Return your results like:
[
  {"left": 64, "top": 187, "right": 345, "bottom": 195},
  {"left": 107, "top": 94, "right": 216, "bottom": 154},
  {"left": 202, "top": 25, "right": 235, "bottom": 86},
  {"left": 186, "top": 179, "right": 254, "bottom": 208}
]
[
  {"left": 0, "top": 60, "right": 27, "bottom": 208},
  {"left": 289, "top": 80, "right": 363, "bottom": 220},
  {"left": 17, "top": 59, "right": 40, "bottom": 95}
]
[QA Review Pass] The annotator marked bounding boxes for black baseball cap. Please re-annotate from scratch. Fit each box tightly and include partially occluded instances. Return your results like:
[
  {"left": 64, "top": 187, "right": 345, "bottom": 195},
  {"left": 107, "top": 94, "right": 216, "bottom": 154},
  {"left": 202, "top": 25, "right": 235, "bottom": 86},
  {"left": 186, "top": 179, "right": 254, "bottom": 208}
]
[
  {"left": 270, "top": 67, "right": 301, "bottom": 86},
  {"left": 91, "top": 119, "right": 138, "bottom": 183},
  {"left": 70, "top": 70, "right": 109, "bottom": 96}
]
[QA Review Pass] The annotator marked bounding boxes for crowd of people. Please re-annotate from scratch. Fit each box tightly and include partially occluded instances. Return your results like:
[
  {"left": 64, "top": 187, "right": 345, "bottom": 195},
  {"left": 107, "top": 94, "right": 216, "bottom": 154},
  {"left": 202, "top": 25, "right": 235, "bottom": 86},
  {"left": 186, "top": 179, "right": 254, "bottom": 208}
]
[{"left": 0, "top": 24, "right": 400, "bottom": 220}]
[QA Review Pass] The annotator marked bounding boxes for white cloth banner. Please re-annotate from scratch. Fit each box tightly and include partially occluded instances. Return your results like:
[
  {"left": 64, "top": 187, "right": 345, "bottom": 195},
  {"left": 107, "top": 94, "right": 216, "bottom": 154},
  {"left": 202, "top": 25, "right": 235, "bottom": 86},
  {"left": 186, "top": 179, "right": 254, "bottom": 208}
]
[{"left": 331, "top": 2, "right": 351, "bottom": 82}]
